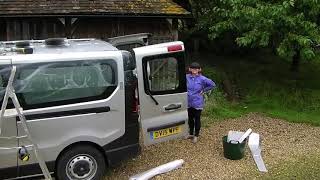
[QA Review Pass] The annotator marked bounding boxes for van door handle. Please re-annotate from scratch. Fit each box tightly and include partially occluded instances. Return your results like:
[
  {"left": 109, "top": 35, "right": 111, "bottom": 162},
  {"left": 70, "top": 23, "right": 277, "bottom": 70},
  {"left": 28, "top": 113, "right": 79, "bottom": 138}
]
[{"left": 164, "top": 103, "right": 182, "bottom": 111}]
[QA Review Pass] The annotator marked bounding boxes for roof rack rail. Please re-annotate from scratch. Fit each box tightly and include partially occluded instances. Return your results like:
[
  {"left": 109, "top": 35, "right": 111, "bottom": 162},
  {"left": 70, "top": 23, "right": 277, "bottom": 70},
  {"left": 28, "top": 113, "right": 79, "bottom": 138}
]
[{"left": 0, "top": 38, "right": 96, "bottom": 45}]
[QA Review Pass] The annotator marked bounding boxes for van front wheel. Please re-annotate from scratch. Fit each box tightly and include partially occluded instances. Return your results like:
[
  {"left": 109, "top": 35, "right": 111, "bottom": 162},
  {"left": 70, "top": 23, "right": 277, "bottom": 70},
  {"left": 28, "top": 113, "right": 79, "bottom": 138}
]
[{"left": 56, "top": 145, "right": 106, "bottom": 180}]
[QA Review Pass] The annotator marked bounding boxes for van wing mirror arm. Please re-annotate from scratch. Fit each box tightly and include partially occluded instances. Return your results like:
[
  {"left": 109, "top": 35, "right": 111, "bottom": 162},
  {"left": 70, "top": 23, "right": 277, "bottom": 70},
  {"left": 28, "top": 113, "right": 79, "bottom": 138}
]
[{"left": 146, "top": 90, "right": 159, "bottom": 105}]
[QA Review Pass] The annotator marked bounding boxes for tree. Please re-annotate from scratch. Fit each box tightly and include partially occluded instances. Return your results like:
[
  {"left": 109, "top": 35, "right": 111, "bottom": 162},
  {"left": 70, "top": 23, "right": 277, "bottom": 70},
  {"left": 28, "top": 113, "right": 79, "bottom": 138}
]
[{"left": 193, "top": 0, "right": 320, "bottom": 72}]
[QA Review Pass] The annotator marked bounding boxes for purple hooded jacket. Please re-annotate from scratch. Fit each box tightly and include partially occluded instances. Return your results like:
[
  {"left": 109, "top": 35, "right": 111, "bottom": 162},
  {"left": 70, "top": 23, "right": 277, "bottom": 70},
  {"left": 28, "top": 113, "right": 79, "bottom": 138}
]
[{"left": 187, "top": 74, "right": 216, "bottom": 109}]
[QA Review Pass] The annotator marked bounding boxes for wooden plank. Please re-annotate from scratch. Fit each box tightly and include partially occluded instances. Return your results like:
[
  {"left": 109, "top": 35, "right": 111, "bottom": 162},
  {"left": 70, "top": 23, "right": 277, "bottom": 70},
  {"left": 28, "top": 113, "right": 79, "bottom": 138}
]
[
  {"left": 13, "top": 20, "right": 21, "bottom": 40},
  {"left": 172, "top": 18, "right": 178, "bottom": 40},
  {"left": 41, "top": 20, "right": 48, "bottom": 39},
  {"left": 6, "top": 20, "right": 12, "bottom": 40},
  {"left": 22, "top": 21, "right": 30, "bottom": 40},
  {"left": 65, "top": 18, "right": 71, "bottom": 38}
]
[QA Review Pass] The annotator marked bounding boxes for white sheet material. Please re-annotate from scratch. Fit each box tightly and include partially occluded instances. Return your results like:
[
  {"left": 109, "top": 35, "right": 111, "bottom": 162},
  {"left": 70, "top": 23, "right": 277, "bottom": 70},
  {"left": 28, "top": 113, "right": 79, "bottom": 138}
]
[
  {"left": 227, "top": 131, "right": 244, "bottom": 143},
  {"left": 248, "top": 133, "right": 268, "bottom": 172},
  {"left": 227, "top": 128, "right": 252, "bottom": 144},
  {"left": 129, "top": 159, "right": 184, "bottom": 180}
]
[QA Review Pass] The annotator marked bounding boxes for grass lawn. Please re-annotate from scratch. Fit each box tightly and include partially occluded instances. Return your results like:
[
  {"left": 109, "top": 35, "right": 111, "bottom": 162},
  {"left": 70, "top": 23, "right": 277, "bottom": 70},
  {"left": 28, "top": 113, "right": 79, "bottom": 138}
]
[
  {"left": 253, "top": 153, "right": 320, "bottom": 180},
  {"left": 195, "top": 51, "right": 320, "bottom": 126}
]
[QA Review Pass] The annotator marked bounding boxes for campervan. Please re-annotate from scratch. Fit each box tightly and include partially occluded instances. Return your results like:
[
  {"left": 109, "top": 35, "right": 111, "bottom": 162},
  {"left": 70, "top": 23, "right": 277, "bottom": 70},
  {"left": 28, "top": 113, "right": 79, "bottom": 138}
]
[{"left": 0, "top": 36, "right": 188, "bottom": 179}]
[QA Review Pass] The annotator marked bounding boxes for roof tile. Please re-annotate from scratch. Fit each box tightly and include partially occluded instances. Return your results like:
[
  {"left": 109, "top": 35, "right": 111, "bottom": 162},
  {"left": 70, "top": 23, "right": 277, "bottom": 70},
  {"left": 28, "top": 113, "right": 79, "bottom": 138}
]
[{"left": 0, "top": 0, "right": 190, "bottom": 17}]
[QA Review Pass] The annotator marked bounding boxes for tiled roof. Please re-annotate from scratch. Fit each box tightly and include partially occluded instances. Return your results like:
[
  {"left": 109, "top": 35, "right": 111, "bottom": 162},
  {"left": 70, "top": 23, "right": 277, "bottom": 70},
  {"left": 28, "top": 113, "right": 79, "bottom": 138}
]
[{"left": 0, "top": 0, "right": 190, "bottom": 17}]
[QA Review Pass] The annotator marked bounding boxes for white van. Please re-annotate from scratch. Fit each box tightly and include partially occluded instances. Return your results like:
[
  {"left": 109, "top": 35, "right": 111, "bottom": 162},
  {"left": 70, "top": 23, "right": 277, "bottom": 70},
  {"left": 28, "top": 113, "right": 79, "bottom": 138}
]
[{"left": 0, "top": 37, "right": 188, "bottom": 180}]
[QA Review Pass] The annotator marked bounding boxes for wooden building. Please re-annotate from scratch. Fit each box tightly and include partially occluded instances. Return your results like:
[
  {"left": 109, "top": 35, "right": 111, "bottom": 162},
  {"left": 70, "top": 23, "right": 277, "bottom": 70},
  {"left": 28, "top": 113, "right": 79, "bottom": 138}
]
[{"left": 0, "top": 0, "right": 190, "bottom": 43}]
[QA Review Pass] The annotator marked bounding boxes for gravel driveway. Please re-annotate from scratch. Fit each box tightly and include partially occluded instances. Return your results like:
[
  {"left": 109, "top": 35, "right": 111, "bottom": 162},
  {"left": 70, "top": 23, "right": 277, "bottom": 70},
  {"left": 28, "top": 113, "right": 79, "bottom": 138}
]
[{"left": 105, "top": 113, "right": 320, "bottom": 180}]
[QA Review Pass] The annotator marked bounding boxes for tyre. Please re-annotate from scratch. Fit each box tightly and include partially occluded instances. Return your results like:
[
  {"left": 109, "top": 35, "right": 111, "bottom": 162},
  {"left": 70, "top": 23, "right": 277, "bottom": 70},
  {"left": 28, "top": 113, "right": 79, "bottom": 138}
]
[{"left": 56, "top": 145, "right": 106, "bottom": 180}]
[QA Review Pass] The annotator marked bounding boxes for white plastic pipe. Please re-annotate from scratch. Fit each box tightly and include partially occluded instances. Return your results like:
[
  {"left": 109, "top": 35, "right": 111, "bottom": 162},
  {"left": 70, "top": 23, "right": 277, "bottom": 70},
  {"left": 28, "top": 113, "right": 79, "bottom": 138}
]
[
  {"left": 238, "top": 128, "right": 252, "bottom": 143},
  {"left": 129, "top": 159, "right": 184, "bottom": 180}
]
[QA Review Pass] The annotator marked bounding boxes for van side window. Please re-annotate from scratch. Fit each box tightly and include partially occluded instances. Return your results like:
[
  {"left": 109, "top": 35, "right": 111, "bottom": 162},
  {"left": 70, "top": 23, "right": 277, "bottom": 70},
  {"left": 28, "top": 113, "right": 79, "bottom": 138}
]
[
  {"left": 0, "top": 72, "right": 5, "bottom": 103},
  {"left": 148, "top": 58, "right": 179, "bottom": 91},
  {"left": 143, "top": 52, "right": 186, "bottom": 95},
  {"left": 15, "top": 60, "right": 117, "bottom": 109},
  {"left": 0, "top": 66, "right": 14, "bottom": 109}
]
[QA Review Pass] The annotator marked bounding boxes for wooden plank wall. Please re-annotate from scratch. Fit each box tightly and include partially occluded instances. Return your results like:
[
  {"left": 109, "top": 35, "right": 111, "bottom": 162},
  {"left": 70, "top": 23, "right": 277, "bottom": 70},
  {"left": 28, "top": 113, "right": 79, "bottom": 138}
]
[
  {"left": 0, "top": 19, "right": 5, "bottom": 40},
  {"left": 0, "top": 17, "right": 178, "bottom": 43},
  {"left": 1, "top": 18, "right": 65, "bottom": 41}
]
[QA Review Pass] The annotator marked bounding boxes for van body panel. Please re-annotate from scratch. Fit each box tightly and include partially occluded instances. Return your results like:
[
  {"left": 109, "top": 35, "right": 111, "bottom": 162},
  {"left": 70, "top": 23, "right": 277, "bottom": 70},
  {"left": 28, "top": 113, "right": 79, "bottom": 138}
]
[
  {"left": 133, "top": 41, "right": 188, "bottom": 146},
  {"left": 0, "top": 38, "right": 186, "bottom": 179},
  {"left": 10, "top": 51, "right": 126, "bottom": 177},
  {"left": 11, "top": 52, "right": 120, "bottom": 65},
  {"left": 0, "top": 59, "right": 11, "bottom": 65},
  {"left": 0, "top": 116, "right": 18, "bottom": 178}
]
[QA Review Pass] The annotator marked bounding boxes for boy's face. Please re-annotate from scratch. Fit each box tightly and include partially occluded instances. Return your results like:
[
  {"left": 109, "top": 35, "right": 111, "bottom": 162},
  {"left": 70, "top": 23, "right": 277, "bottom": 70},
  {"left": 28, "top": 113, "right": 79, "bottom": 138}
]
[{"left": 189, "top": 67, "right": 201, "bottom": 75}]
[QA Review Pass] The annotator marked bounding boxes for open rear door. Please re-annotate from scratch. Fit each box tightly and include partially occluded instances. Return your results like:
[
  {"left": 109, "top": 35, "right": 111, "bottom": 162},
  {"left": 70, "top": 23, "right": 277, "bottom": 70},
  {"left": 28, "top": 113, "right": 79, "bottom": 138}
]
[{"left": 133, "top": 41, "right": 188, "bottom": 146}]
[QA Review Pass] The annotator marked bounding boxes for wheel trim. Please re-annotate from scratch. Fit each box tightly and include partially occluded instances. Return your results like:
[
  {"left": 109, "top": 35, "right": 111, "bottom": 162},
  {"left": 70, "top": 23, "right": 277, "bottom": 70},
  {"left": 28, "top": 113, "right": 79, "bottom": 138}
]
[{"left": 66, "top": 154, "right": 98, "bottom": 180}]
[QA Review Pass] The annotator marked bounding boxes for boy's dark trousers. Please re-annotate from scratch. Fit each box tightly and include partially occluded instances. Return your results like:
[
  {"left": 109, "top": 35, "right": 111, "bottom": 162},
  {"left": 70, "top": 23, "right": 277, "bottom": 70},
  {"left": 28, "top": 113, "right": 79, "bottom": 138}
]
[{"left": 188, "top": 107, "right": 202, "bottom": 137}]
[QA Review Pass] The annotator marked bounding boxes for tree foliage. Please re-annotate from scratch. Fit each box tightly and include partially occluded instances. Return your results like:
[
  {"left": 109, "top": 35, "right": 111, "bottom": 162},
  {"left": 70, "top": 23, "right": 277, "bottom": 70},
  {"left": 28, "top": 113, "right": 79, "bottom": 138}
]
[{"left": 191, "top": 0, "right": 320, "bottom": 62}]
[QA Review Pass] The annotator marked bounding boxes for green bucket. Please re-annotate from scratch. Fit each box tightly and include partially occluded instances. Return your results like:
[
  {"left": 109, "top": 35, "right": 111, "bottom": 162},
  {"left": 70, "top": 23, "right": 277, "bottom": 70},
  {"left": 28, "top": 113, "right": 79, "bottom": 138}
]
[{"left": 222, "top": 136, "right": 247, "bottom": 160}]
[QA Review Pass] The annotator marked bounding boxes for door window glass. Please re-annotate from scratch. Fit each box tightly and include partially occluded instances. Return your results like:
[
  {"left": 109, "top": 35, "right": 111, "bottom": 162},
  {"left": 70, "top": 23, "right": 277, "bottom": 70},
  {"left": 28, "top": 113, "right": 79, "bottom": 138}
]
[
  {"left": 147, "top": 57, "right": 179, "bottom": 91},
  {"left": 15, "top": 60, "right": 117, "bottom": 109},
  {"left": 143, "top": 52, "right": 186, "bottom": 95}
]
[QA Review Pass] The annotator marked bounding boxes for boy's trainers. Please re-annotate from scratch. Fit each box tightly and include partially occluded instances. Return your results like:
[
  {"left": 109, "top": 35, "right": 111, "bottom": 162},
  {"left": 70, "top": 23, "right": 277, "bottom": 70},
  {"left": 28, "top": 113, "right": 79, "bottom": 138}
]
[{"left": 193, "top": 136, "right": 198, "bottom": 143}]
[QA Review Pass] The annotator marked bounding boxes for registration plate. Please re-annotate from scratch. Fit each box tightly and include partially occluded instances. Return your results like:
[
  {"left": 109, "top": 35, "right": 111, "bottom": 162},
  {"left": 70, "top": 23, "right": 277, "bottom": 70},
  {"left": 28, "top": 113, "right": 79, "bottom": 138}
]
[{"left": 150, "top": 126, "right": 182, "bottom": 139}]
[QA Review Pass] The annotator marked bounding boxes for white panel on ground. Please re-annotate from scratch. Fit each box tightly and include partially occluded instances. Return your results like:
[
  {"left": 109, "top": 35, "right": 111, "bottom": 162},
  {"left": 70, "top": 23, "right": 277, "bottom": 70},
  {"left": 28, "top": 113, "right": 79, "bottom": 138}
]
[{"left": 248, "top": 133, "right": 268, "bottom": 172}]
